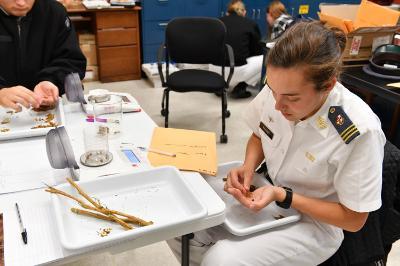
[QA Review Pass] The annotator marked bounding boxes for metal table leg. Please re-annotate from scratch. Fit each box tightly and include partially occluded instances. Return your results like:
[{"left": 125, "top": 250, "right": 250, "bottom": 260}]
[{"left": 181, "top": 233, "right": 194, "bottom": 266}]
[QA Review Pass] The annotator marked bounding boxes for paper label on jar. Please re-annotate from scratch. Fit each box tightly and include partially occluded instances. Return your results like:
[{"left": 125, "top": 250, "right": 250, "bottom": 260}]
[
  {"left": 372, "top": 35, "right": 392, "bottom": 52},
  {"left": 350, "top": 36, "right": 362, "bottom": 55}
]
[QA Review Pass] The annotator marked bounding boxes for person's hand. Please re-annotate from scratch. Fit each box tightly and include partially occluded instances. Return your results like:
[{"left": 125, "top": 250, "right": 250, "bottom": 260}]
[
  {"left": 0, "top": 86, "right": 41, "bottom": 111},
  {"left": 224, "top": 164, "right": 254, "bottom": 195},
  {"left": 34, "top": 81, "right": 59, "bottom": 106},
  {"left": 227, "top": 184, "right": 277, "bottom": 211}
]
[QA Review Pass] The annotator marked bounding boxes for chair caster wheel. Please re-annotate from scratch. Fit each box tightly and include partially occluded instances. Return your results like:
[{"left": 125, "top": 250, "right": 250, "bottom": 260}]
[
  {"left": 220, "top": 134, "right": 228, "bottom": 143},
  {"left": 225, "top": 110, "right": 231, "bottom": 118},
  {"left": 161, "top": 109, "right": 167, "bottom": 116}
]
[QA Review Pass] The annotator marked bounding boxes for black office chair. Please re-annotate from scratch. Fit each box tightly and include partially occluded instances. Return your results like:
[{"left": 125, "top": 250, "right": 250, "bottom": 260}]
[{"left": 157, "top": 17, "right": 234, "bottom": 143}]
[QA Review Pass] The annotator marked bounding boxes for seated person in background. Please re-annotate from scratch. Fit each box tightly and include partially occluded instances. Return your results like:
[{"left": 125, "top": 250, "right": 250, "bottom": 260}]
[
  {"left": 267, "top": 0, "right": 294, "bottom": 40},
  {"left": 210, "top": 0, "right": 263, "bottom": 99},
  {"left": 168, "top": 21, "right": 386, "bottom": 265},
  {"left": 0, "top": 0, "right": 86, "bottom": 111}
]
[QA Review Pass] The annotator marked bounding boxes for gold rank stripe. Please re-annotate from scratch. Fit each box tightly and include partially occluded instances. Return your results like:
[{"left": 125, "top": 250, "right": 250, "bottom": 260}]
[
  {"left": 340, "top": 124, "right": 356, "bottom": 138},
  {"left": 343, "top": 127, "right": 360, "bottom": 143}
]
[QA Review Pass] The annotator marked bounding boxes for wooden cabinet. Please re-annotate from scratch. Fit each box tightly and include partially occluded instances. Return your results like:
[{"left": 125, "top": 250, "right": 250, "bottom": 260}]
[
  {"left": 68, "top": 5, "right": 142, "bottom": 82},
  {"left": 95, "top": 10, "right": 141, "bottom": 82}
]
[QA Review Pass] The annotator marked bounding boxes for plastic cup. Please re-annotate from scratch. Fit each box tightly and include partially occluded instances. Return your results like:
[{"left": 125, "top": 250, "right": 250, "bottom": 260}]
[
  {"left": 80, "top": 126, "right": 112, "bottom": 167},
  {"left": 92, "top": 95, "right": 123, "bottom": 136}
]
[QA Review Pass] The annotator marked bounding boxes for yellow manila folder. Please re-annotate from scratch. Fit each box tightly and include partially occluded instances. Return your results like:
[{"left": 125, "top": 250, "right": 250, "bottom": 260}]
[
  {"left": 355, "top": 0, "right": 400, "bottom": 29},
  {"left": 148, "top": 127, "right": 217, "bottom": 176},
  {"left": 318, "top": 12, "right": 350, "bottom": 34}
]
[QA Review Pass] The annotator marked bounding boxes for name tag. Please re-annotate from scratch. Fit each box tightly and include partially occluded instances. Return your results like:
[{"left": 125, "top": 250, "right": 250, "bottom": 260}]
[{"left": 259, "top": 121, "right": 274, "bottom": 140}]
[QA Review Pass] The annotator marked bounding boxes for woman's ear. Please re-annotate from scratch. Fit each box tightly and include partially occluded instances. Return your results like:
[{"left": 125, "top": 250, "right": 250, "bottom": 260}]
[{"left": 324, "top": 77, "right": 337, "bottom": 93}]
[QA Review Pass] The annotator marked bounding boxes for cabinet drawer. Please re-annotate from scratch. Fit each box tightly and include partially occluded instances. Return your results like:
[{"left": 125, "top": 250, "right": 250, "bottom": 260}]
[
  {"left": 98, "top": 45, "right": 140, "bottom": 79},
  {"left": 97, "top": 28, "right": 138, "bottom": 47},
  {"left": 96, "top": 11, "right": 138, "bottom": 29},
  {"left": 143, "top": 0, "right": 183, "bottom": 20}
]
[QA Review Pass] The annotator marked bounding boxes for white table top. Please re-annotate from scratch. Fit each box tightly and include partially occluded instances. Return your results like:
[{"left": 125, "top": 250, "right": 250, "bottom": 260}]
[{"left": 0, "top": 101, "right": 225, "bottom": 266}]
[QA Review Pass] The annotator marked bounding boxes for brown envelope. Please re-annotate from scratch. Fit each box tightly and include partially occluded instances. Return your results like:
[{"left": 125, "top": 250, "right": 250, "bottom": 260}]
[
  {"left": 355, "top": 0, "right": 400, "bottom": 28},
  {"left": 148, "top": 127, "right": 217, "bottom": 176},
  {"left": 318, "top": 12, "right": 351, "bottom": 33}
]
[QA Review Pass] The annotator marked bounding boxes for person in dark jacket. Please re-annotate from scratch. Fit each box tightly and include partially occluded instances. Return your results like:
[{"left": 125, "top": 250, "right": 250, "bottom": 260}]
[
  {"left": 210, "top": 0, "right": 263, "bottom": 98},
  {"left": 0, "top": 0, "right": 86, "bottom": 111}
]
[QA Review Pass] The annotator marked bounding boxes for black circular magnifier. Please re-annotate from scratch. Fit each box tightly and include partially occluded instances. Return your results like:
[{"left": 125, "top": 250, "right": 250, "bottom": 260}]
[
  {"left": 64, "top": 73, "right": 87, "bottom": 110},
  {"left": 46, "top": 126, "right": 80, "bottom": 181}
]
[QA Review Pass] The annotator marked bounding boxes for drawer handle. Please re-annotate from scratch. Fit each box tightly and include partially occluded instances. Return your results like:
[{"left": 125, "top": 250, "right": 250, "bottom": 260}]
[
  {"left": 158, "top": 23, "right": 168, "bottom": 27},
  {"left": 158, "top": 0, "right": 168, "bottom": 2},
  {"left": 101, "top": 27, "right": 127, "bottom": 31}
]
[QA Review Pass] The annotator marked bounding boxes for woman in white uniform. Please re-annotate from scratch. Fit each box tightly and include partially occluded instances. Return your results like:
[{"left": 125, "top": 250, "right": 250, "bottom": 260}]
[{"left": 168, "top": 21, "right": 386, "bottom": 266}]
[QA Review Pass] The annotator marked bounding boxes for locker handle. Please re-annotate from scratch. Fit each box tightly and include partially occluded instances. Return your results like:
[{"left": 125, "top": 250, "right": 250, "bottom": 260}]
[
  {"left": 158, "top": 23, "right": 168, "bottom": 27},
  {"left": 252, "top": 9, "right": 255, "bottom": 19},
  {"left": 257, "top": 9, "right": 261, "bottom": 20}
]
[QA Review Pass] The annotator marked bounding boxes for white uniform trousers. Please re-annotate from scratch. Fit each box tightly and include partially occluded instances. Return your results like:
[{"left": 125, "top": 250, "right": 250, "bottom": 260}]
[
  {"left": 209, "top": 55, "right": 263, "bottom": 90},
  {"left": 167, "top": 216, "right": 342, "bottom": 266}
]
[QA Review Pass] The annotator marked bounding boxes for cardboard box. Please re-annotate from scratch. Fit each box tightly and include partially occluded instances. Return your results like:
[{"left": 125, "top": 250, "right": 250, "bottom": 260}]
[
  {"left": 319, "top": 0, "right": 400, "bottom": 62},
  {"left": 78, "top": 33, "right": 96, "bottom": 45},
  {"left": 141, "top": 63, "right": 179, "bottom": 88},
  {"left": 80, "top": 43, "right": 97, "bottom": 66},
  {"left": 84, "top": 65, "right": 98, "bottom": 82}
]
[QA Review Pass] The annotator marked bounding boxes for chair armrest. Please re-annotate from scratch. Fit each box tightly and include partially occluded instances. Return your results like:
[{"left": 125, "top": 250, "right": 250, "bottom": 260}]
[
  {"left": 225, "top": 44, "right": 235, "bottom": 88},
  {"left": 157, "top": 43, "right": 167, "bottom": 87}
]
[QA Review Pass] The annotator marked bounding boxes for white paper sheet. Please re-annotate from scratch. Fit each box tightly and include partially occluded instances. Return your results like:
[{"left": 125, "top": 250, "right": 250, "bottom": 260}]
[
  {"left": 4, "top": 203, "right": 64, "bottom": 266},
  {"left": 0, "top": 138, "right": 69, "bottom": 194}
]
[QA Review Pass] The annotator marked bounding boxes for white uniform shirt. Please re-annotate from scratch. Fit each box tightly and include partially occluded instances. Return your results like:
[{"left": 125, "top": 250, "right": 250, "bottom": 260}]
[{"left": 244, "top": 82, "right": 386, "bottom": 239}]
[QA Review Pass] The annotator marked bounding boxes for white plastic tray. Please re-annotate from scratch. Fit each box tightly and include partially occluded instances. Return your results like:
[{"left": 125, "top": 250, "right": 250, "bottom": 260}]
[
  {"left": 83, "top": 91, "right": 141, "bottom": 114},
  {"left": 51, "top": 166, "right": 207, "bottom": 250},
  {"left": 203, "top": 161, "right": 301, "bottom": 236},
  {"left": 0, "top": 100, "right": 65, "bottom": 141}
]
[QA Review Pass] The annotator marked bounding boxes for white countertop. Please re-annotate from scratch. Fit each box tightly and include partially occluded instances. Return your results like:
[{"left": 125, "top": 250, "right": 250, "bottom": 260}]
[{"left": 0, "top": 100, "right": 225, "bottom": 266}]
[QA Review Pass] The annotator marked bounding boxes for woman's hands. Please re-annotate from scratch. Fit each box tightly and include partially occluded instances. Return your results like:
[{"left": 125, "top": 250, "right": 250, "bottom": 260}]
[
  {"left": 227, "top": 184, "right": 278, "bottom": 211},
  {"left": 0, "top": 86, "right": 41, "bottom": 111},
  {"left": 33, "top": 81, "right": 59, "bottom": 106},
  {"left": 0, "top": 81, "right": 59, "bottom": 111},
  {"left": 224, "top": 164, "right": 254, "bottom": 194},
  {"left": 224, "top": 165, "right": 281, "bottom": 212}
]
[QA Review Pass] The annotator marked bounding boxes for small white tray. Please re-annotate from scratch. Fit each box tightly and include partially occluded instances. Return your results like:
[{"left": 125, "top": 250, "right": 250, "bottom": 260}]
[
  {"left": 83, "top": 92, "right": 141, "bottom": 114},
  {"left": 51, "top": 166, "right": 207, "bottom": 250},
  {"left": 202, "top": 161, "right": 301, "bottom": 236},
  {"left": 0, "top": 100, "right": 65, "bottom": 141}
]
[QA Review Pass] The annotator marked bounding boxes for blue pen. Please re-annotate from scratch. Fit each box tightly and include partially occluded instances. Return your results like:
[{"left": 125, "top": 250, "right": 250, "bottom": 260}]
[{"left": 15, "top": 203, "right": 28, "bottom": 244}]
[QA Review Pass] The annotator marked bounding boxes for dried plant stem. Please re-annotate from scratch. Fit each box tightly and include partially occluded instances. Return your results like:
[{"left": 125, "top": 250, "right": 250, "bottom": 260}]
[
  {"left": 46, "top": 187, "right": 152, "bottom": 227},
  {"left": 47, "top": 179, "right": 132, "bottom": 230},
  {"left": 45, "top": 187, "right": 87, "bottom": 206},
  {"left": 65, "top": 178, "right": 132, "bottom": 230},
  {"left": 71, "top": 208, "right": 136, "bottom": 226},
  {"left": 65, "top": 178, "right": 153, "bottom": 225},
  {"left": 111, "top": 210, "right": 153, "bottom": 226},
  {"left": 66, "top": 178, "right": 102, "bottom": 209},
  {"left": 45, "top": 186, "right": 94, "bottom": 210}
]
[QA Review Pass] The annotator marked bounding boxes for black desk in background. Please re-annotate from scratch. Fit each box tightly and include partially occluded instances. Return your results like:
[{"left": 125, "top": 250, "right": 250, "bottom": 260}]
[{"left": 341, "top": 66, "right": 400, "bottom": 142}]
